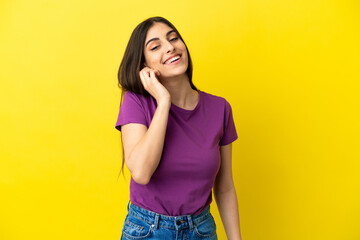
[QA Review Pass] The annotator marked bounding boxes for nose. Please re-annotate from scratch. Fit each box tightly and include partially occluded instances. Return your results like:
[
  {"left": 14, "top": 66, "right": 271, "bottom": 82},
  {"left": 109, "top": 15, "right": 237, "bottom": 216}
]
[{"left": 165, "top": 40, "right": 175, "bottom": 53}]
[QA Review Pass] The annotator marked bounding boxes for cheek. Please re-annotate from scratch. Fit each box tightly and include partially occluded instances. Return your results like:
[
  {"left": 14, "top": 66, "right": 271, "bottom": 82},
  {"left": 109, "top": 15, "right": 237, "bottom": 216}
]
[
  {"left": 150, "top": 53, "right": 162, "bottom": 63},
  {"left": 144, "top": 53, "right": 161, "bottom": 66}
]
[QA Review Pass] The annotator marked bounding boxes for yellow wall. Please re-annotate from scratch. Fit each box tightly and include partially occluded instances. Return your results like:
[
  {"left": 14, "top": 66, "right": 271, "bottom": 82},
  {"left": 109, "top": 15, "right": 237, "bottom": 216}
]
[{"left": 1, "top": 0, "right": 359, "bottom": 239}]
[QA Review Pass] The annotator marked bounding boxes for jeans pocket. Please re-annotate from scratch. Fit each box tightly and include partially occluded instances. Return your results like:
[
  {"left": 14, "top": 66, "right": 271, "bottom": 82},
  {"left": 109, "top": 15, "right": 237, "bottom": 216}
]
[
  {"left": 194, "top": 214, "right": 217, "bottom": 238},
  {"left": 122, "top": 214, "right": 153, "bottom": 239}
]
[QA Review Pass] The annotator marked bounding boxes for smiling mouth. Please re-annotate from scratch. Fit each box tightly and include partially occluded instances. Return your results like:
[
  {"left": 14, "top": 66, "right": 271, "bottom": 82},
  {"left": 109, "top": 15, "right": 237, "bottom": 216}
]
[{"left": 164, "top": 54, "right": 182, "bottom": 64}]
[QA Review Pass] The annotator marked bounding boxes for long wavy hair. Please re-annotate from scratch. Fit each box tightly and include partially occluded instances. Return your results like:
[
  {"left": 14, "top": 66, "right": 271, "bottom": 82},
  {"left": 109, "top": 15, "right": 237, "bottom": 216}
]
[{"left": 116, "top": 16, "right": 197, "bottom": 180}]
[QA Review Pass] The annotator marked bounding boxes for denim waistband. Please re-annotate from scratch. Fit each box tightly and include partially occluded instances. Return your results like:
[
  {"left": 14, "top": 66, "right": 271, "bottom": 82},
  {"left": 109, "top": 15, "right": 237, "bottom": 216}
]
[{"left": 126, "top": 201, "right": 211, "bottom": 231}]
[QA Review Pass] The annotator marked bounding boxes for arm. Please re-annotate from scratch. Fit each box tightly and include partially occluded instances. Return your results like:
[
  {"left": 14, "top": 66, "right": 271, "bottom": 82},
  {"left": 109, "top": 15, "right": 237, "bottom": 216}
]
[
  {"left": 213, "top": 143, "right": 242, "bottom": 240},
  {"left": 121, "top": 101, "right": 170, "bottom": 185},
  {"left": 121, "top": 68, "right": 171, "bottom": 185}
]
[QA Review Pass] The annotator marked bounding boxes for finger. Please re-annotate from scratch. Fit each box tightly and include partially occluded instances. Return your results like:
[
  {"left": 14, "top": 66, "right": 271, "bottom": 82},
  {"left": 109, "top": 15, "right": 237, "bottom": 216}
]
[
  {"left": 143, "top": 69, "right": 150, "bottom": 81},
  {"left": 139, "top": 70, "right": 145, "bottom": 82},
  {"left": 139, "top": 71, "right": 147, "bottom": 88},
  {"left": 142, "top": 70, "right": 153, "bottom": 91},
  {"left": 141, "top": 68, "right": 150, "bottom": 79},
  {"left": 149, "top": 70, "right": 157, "bottom": 80},
  {"left": 140, "top": 69, "right": 147, "bottom": 78},
  {"left": 141, "top": 69, "right": 150, "bottom": 79}
]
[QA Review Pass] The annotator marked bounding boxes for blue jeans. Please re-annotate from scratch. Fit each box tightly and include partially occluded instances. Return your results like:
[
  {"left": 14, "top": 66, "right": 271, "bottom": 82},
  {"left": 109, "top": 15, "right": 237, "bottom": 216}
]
[{"left": 120, "top": 200, "right": 218, "bottom": 240}]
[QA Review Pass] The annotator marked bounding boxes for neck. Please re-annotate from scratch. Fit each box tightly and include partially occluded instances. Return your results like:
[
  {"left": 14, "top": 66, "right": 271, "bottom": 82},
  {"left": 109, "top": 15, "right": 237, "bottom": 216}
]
[{"left": 158, "top": 73, "right": 198, "bottom": 109}]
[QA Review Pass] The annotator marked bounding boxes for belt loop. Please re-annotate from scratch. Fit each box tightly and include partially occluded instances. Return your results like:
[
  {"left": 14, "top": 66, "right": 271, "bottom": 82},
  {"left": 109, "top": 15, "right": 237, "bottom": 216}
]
[
  {"left": 187, "top": 215, "right": 194, "bottom": 231},
  {"left": 127, "top": 199, "right": 131, "bottom": 211},
  {"left": 153, "top": 213, "right": 160, "bottom": 230}
]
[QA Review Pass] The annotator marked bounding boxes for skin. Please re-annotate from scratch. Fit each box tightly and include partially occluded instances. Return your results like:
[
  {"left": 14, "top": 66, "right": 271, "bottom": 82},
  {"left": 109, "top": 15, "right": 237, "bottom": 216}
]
[
  {"left": 140, "top": 22, "right": 199, "bottom": 110},
  {"left": 215, "top": 144, "right": 242, "bottom": 239},
  {"left": 121, "top": 22, "right": 242, "bottom": 239}
]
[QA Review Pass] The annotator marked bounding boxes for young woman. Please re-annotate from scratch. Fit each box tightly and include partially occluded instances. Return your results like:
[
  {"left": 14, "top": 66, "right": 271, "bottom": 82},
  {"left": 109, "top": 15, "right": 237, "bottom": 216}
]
[{"left": 115, "top": 16, "right": 242, "bottom": 240}]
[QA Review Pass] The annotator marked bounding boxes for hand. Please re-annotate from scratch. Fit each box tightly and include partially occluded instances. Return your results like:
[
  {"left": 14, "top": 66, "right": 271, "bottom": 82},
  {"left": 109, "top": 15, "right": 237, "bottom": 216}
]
[{"left": 139, "top": 67, "right": 171, "bottom": 106}]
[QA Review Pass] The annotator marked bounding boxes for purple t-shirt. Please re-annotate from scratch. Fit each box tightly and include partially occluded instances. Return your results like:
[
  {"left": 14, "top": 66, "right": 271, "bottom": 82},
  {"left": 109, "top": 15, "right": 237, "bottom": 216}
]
[{"left": 115, "top": 89, "right": 238, "bottom": 216}]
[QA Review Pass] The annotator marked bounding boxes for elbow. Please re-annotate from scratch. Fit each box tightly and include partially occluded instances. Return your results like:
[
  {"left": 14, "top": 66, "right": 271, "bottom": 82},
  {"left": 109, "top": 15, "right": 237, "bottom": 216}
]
[
  {"left": 131, "top": 170, "right": 151, "bottom": 185},
  {"left": 126, "top": 155, "right": 153, "bottom": 185},
  {"left": 133, "top": 176, "right": 150, "bottom": 185}
]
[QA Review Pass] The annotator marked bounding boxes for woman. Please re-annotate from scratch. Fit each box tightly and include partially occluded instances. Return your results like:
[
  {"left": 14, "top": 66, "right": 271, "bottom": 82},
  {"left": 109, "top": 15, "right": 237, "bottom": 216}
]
[{"left": 115, "top": 16, "right": 242, "bottom": 240}]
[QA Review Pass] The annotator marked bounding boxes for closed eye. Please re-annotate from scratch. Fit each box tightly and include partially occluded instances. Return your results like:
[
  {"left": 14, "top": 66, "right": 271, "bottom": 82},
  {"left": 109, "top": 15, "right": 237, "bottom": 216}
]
[{"left": 150, "top": 38, "right": 179, "bottom": 51}]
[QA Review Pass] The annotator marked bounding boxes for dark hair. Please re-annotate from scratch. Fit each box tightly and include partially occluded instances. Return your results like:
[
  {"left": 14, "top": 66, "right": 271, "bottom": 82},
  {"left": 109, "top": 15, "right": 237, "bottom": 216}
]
[{"left": 116, "top": 16, "right": 197, "bottom": 180}]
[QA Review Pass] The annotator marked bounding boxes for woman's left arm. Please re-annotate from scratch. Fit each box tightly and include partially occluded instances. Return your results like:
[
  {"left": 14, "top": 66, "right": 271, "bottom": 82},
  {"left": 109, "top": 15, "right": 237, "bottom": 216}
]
[{"left": 213, "top": 143, "right": 242, "bottom": 240}]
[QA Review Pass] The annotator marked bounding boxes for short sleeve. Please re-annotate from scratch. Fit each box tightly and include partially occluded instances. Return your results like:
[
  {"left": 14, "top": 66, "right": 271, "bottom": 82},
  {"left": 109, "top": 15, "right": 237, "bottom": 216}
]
[
  {"left": 115, "top": 91, "right": 148, "bottom": 132},
  {"left": 219, "top": 100, "right": 238, "bottom": 146}
]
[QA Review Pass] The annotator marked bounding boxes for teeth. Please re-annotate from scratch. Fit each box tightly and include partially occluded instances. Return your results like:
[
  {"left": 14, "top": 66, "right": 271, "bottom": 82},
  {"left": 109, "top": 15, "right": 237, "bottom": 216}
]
[{"left": 167, "top": 56, "right": 180, "bottom": 64}]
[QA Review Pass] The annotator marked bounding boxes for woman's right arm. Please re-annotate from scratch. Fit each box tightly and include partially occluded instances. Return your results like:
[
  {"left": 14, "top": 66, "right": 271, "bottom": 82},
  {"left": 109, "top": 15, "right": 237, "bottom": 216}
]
[{"left": 121, "top": 68, "right": 170, "bottom": 185}]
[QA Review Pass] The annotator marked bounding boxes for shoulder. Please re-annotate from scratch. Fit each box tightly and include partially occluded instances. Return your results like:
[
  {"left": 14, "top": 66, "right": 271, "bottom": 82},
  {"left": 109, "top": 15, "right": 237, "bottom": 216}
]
[
  {"left": 199, "top": 90, "right": 230, "bottom": 107},
  {"left": 121, "top": 91, "right": 157, "bottom": 119},
  {"left": 122, "top": 90, "right": 153, "bottom": 106},
  {"left": 200, "top": 90, "right": 235, "bottom": 119},
  {"left": 123, "top": 90, "right": 148, "bottom": 101}
]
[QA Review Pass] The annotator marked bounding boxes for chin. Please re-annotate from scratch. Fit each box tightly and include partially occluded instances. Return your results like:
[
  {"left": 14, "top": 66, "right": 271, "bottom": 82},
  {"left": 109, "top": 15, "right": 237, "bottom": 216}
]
[
  {"left": 164, "top": 67, "right": 188, "bottom": 77},
  {"left": 170, "top": 61, "right": 188, "bottom": 71}
]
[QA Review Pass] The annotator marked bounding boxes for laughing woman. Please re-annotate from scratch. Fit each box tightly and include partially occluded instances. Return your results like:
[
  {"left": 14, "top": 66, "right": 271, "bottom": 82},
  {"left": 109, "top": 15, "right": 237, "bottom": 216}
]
[{"left": 115, "top": 16, "right": 242, "bottom": 240}]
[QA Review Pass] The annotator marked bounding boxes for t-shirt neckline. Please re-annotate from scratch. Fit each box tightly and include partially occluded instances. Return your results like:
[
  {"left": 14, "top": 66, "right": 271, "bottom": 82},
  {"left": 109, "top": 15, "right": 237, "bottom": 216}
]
[{"left": 170, "top": 89, "right": 201, "bottom": 113}]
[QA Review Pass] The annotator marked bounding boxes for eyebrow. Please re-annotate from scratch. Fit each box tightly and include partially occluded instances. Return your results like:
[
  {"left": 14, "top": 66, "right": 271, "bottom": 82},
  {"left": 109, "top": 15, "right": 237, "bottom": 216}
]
[{"left": 145, "top": 30, "right": 176, "bottom": 47}]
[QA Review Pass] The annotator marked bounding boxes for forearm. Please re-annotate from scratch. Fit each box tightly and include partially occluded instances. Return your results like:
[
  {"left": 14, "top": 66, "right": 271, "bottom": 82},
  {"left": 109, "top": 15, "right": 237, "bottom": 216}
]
[
  {"left": 129, "top": 101, "right": 170, "bottom": 183},
  {"left": 214, "top": 187, "right": 242, "bottom": 240}
]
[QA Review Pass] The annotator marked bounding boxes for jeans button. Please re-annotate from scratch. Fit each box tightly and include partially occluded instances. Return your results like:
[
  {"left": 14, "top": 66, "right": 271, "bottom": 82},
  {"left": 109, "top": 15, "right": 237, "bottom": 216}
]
[{"left": 176, "top": 219, "right": 182, "bottom": 225}]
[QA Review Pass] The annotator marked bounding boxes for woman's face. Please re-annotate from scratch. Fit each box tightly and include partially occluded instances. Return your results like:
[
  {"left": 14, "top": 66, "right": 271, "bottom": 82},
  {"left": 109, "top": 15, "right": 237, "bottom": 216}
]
[{"left": 143, "top": 22, "right": 188, "bottom": 78}]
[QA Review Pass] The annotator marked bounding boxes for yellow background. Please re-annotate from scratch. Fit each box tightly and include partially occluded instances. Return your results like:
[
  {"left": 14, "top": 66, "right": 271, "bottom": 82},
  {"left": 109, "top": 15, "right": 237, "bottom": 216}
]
[{"left": 1, "top": 0, "right": 359, "bottom": 239}]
